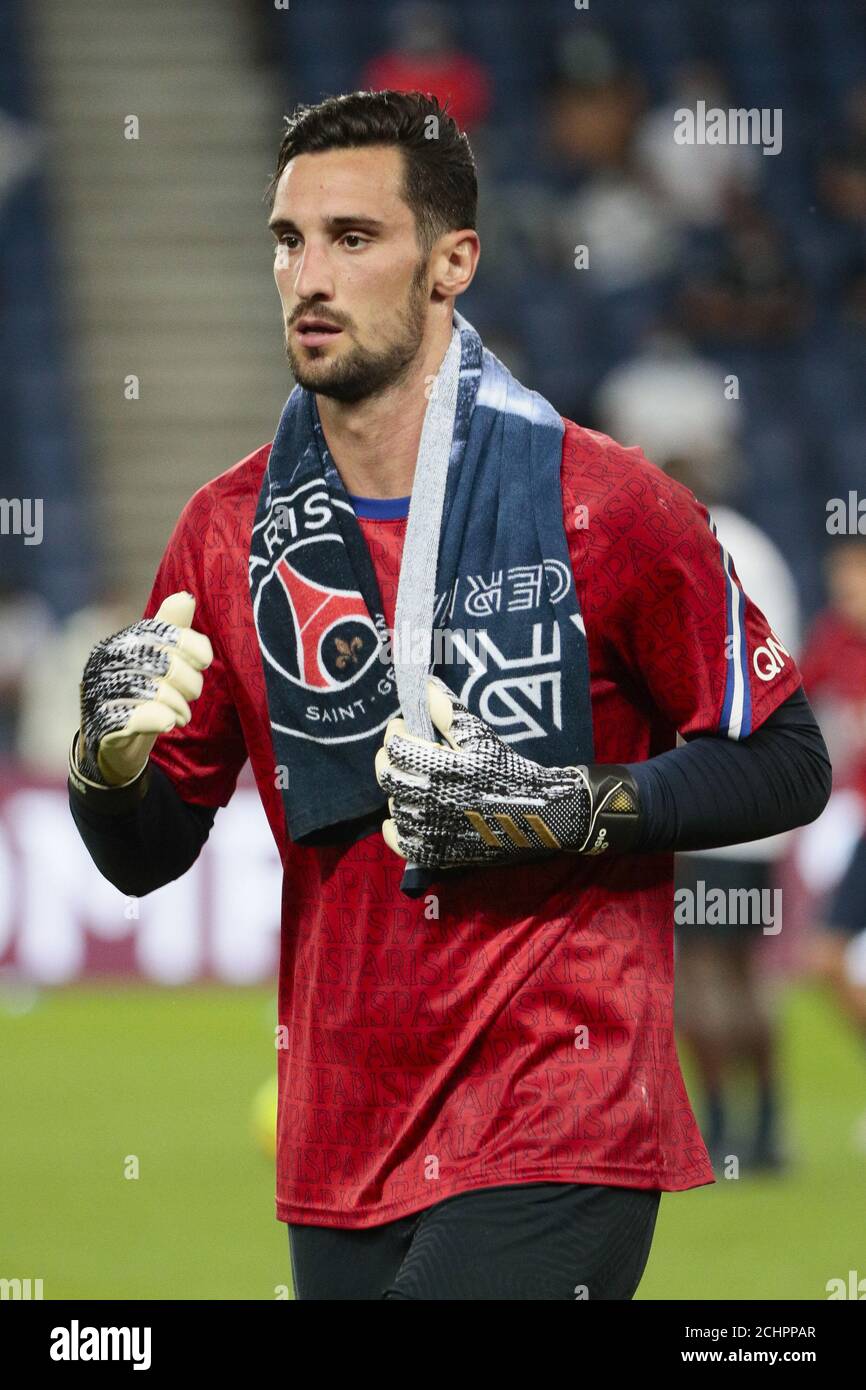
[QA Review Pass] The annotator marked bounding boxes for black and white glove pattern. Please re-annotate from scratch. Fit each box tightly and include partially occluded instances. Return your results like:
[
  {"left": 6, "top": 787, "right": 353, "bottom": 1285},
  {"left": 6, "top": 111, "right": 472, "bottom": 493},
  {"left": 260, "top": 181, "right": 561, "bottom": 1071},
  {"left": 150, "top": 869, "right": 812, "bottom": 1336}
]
[
  {"left": 374, "top": 676, "right": 640, "bottom": 870},
  {"left": 77, "top": 591, "right": 212, "bottom": 787}
]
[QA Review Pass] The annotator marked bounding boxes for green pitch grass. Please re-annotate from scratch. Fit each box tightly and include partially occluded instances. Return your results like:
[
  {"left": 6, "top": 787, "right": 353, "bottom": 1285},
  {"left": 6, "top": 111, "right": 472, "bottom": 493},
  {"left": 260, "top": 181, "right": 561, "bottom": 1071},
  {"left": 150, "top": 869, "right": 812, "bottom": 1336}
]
[
  {"left": 0, "top": 982, "right": 862, "bottom": 1300},
  {"left": 0, "top": 985, "right": 285, "bottom": 1300}
]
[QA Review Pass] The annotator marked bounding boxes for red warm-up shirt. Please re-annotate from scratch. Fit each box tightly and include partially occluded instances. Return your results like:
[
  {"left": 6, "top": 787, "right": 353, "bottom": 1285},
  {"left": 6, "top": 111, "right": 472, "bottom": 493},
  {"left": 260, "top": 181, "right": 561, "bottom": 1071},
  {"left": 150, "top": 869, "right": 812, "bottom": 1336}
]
[{"left": 142, "top": 421, "right": 801, "bottom": 1226}]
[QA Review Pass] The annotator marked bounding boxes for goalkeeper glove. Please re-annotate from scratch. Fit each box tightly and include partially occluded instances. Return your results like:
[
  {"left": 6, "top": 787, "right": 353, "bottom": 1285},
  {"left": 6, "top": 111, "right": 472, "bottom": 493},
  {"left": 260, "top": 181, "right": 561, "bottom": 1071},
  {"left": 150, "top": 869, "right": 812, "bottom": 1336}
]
[
  {"left": 374, "top": 675, "right": 640, "bottom": 870},
  {"left": 71, "top": 590, "right": 213, "bottom": 790}
]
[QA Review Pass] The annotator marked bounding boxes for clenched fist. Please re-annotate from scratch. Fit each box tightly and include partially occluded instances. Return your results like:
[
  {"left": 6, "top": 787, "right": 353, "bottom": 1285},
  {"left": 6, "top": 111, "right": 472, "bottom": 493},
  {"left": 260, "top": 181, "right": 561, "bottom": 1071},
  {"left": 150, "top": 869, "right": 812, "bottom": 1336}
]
[
  {"left": 374, "top": 676, "right": 641, "bottom": 870},
  {"left": 75, "top": 590, "right": 213, "bottom": 786}
]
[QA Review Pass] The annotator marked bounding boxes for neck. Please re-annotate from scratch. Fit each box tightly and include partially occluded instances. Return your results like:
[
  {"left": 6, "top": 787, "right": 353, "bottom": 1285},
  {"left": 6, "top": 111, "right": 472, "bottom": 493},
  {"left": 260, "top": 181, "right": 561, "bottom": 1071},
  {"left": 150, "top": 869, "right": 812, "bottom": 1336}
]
[{"left": 315, "top": 313, "right": 454, "bottom": 498}]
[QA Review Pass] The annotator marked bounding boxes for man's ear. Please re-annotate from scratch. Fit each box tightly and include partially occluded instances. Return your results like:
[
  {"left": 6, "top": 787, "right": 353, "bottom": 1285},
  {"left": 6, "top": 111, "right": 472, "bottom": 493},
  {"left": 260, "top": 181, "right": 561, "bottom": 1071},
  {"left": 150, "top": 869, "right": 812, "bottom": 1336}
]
[{"left": 430, "top": 229, "right": 480, "bottom": 302}]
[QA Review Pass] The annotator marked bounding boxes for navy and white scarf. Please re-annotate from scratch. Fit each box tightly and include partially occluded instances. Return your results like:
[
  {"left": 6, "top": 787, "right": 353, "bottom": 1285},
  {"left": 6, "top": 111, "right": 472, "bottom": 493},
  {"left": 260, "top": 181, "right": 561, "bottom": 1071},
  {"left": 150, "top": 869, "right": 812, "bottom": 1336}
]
[{"left": 249, "top": 313, "right": 594, "bottom": 846}]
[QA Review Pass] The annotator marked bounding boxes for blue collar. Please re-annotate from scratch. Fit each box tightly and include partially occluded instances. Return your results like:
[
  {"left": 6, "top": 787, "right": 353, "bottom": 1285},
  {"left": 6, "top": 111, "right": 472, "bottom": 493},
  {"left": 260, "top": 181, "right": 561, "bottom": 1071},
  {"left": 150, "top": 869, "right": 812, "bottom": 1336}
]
[{"left": 348, "top": 493, "right": 410, "bottom": 520}]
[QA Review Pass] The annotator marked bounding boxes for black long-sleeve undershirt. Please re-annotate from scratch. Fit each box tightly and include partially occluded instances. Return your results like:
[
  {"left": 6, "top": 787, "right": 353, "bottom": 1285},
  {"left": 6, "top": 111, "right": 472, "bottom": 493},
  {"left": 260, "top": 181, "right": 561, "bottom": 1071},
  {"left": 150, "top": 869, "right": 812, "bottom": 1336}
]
[
  {"left": 626, "top": 683, "right": 831, "bottom": 852},
  {"left": 68, "top": 684, "right": 831, "bottom": 896},
  {"left": 68, "top": 760, "right": 218, "bottom": 897}
]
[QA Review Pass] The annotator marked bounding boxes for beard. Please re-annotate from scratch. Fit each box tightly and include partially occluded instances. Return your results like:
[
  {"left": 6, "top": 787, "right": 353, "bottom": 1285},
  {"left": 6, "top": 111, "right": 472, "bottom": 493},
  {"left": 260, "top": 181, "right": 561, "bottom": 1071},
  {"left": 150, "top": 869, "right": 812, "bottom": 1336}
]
[{"left": 286, "top": 259, "right": 429, "bottom": 404}]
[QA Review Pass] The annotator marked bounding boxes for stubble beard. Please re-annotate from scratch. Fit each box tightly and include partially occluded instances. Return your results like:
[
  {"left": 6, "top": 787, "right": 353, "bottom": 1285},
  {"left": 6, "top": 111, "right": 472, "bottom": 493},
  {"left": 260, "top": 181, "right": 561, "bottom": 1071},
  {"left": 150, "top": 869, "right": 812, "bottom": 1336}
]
[{"left": 286, "top": 260, "right": 430, "bottom": 404}]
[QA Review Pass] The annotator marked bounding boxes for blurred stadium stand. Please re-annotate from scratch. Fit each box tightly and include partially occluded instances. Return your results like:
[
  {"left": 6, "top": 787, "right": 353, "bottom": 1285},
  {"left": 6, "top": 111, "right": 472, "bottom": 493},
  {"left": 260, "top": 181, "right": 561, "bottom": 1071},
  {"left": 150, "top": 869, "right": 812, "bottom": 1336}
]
[
  {"left": 25, "top": 0, "right": 288, "bottom": 604},
  {"left": 2, "top": 0, "right": 866, "bottom": 766},
  {"left": 0, "top": 1, "right": 92, "bottom": 616},
  {"left": 3, "top": 0, "right": 865, "bottom": 623}
]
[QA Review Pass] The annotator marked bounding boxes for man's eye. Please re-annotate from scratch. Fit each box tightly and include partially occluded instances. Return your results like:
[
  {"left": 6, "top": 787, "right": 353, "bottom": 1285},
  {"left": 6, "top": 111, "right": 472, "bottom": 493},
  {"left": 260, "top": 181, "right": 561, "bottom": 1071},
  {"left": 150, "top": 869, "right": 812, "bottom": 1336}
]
[
  {"left": 341, "top": 234, "right": 368, "bottom": 249},
  {"left": 276, "top": 235, "right": 299, "bottom": 251}
]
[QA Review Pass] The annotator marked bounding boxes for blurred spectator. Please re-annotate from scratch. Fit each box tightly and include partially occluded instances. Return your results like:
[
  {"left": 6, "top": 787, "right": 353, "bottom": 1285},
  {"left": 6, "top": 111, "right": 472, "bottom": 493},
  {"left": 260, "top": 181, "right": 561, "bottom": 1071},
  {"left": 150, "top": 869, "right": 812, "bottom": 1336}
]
[
  {"left": 362, "top": 2, "right": 491, "bottom": 131},
  {"left": 0, "top": 581, "right": 56, "bottom": 758},
  {"left": 798, "top": 82, "right": 866, "bottom": 305},
  {"left": 798, "top": 539, "right": 866, "bottom": 1056},
  {"left": 595, "top": 330, "right": 741, "bottom": 479},
  {"left": 677, "top": 191, "right": 810, "bottom": 345},
  {"left": 820, "top": 144, "right": 866, "bottom": 229},
  {"left": 814, "top": 101, "right": 866, "bottom": 304},
  {"left": 541, "top": 29, "right": 680, "bottom": 294},
  {"left": 557, "top": 173, "right": 679, "bottom": 296},
  {"left": 634, "top": 64, "right": 761, "bottom": 229},
  {"left": 545, "top": 28, "right": 644, "bottom": 177},
  {"left": 485, "top": 24, "right": 680, "bottom": 404},
  {"left": 593, "top": 355, "right": 800, "bottom": 1169},
  {"left": 666, "top": 457, "right": 801, "bottom": 1172},
  {"left": 800, "top": 539, "right": 866, "bottom": 785},
  {"left": 819, "top": 81, "right": 866, "bottom": 226}
]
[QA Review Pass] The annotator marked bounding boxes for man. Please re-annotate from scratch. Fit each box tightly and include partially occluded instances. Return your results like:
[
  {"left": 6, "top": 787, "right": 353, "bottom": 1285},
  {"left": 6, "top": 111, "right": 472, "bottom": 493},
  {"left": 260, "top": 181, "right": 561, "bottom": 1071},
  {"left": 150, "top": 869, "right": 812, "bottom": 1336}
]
[
  {"left": 668, "top": 478, "right": 802, "bottom": 1173},
  {"left": 800, "top": 537, "right": 866, "bottom": 1035},
  {"left": 68, "top": 91, "right": 830, "bottom": 1301}
]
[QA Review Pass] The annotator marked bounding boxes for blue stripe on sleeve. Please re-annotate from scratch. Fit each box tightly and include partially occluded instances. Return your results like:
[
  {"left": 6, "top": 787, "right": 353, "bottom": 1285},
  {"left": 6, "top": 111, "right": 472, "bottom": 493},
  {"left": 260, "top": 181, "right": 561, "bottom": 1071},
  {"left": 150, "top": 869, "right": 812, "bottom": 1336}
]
[{"left": 710, "top": 516, "right": 751, "bottom": 738}]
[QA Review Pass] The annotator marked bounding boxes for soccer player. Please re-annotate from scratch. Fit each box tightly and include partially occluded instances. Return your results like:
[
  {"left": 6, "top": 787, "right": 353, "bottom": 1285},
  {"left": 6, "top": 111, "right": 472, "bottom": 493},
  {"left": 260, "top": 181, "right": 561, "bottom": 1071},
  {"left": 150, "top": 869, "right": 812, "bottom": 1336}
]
[
  {"left": 800, "top": 537, "right": 866, "bottom": 1035},
  {"left": 68, "top": 91, "right": 830, "bottom": 1301}
]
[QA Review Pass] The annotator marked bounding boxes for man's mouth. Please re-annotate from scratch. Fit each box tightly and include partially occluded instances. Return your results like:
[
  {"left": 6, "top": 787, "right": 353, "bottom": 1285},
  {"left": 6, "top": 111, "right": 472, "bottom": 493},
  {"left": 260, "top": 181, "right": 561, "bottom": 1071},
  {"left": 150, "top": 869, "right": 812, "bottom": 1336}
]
[{"left": 294, "top": 318, "right": 344, "bottom": 347}]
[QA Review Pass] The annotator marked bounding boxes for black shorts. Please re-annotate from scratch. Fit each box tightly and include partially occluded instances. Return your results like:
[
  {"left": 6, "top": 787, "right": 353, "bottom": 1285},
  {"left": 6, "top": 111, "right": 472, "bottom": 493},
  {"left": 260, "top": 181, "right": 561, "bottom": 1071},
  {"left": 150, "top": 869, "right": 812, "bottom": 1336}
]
[{"left": 287, "top": 1181, "right": 661, "bottom": 1301}]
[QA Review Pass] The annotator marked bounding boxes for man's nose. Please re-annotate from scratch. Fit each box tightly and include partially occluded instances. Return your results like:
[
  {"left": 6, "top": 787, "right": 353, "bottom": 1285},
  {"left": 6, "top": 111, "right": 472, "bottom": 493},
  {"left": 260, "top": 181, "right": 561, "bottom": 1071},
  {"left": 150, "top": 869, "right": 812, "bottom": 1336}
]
[{"left": 292, "top": 241, "right": 335, "bottom": 302}]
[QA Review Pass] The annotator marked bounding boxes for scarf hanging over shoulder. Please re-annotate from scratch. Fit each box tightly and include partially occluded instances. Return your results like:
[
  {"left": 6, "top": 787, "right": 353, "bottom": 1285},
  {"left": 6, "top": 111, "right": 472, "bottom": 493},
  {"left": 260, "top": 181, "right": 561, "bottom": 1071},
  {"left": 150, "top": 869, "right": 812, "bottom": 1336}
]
[{"left": 248, "top": 312, "right": 594, "bottom": 847}]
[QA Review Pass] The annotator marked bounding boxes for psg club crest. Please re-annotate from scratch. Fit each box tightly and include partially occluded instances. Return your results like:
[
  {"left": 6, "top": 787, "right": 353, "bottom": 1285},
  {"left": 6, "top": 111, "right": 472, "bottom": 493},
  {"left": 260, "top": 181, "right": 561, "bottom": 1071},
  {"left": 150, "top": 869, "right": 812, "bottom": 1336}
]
[{"left": 249, "top": 480, "right": 396, "bottom": 744}]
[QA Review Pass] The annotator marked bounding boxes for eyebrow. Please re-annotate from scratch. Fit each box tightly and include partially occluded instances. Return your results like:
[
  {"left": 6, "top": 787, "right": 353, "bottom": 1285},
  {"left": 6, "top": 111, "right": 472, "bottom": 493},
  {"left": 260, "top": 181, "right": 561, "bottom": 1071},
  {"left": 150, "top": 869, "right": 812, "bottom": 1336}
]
[{"left": 268, "top": 214, "right": 386, "bottom": 237}]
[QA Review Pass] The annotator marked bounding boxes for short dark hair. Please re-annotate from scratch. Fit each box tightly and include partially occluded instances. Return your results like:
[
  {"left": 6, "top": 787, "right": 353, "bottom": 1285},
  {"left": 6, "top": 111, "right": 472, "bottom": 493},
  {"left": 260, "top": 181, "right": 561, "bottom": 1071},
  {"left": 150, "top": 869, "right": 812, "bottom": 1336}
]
[{"left": 265, "top": 89, "right": 477, "bottom": 254}]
